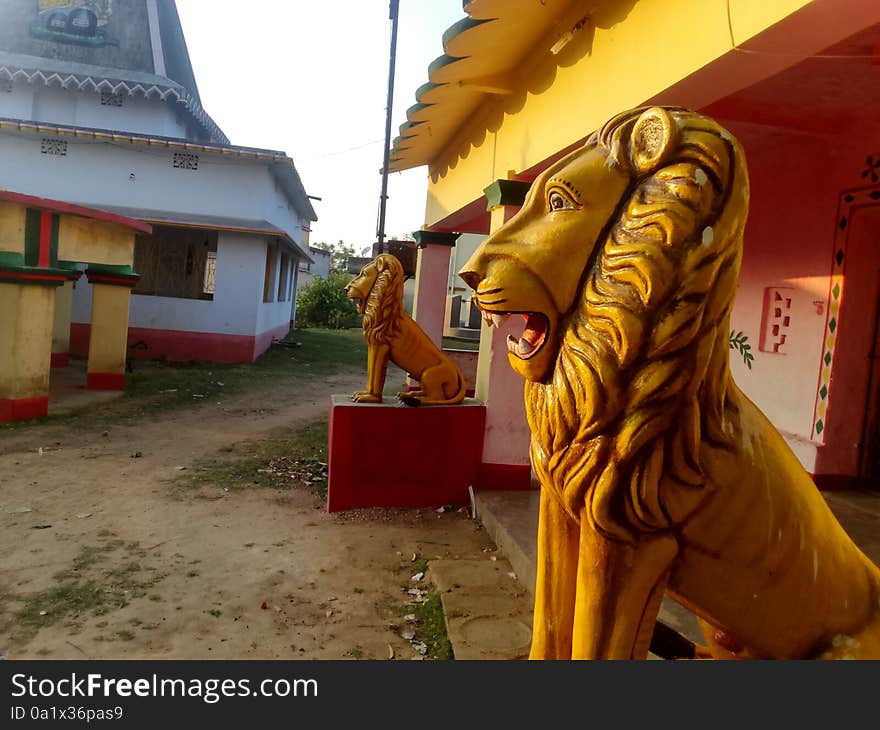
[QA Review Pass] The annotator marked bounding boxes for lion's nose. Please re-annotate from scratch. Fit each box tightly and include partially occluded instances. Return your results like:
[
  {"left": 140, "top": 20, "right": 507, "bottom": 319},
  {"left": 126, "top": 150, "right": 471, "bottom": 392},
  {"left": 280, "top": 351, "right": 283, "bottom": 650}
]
[{"left": 459, "top": 269, "right": 483, "bottom": 292}]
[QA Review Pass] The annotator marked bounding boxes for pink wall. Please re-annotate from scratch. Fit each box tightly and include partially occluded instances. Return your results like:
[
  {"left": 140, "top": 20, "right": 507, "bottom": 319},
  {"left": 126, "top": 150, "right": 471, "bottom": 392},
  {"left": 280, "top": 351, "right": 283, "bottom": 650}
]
[
  {"left": 720, "top": 119, "right": 880, "bottom": 477},
  {"left": 413, "top": 245, "right": 452, "bottom": 348}
]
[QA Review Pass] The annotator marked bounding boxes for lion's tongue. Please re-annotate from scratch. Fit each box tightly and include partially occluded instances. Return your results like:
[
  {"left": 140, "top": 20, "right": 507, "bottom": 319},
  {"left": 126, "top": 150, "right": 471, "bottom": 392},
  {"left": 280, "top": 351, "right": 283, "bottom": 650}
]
[{"left": 507, "top": 313, "right": 546, "bottom": 358}]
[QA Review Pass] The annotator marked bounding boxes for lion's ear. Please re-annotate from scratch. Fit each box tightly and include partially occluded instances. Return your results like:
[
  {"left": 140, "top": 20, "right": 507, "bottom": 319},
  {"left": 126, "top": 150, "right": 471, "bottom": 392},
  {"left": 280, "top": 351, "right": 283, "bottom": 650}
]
[{"left": 630, "top": 107, "right": 677, "bottom": 173}]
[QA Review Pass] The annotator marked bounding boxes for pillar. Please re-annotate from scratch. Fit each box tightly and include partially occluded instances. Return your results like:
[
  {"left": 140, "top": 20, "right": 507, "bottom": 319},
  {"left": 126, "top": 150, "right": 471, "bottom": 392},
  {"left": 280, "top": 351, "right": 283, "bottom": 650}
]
[
  {"left": 411, "top": 230, "right": 459, "bottom": 348},
  {"left": 85, "top": 265, "right": 138, "bottom": 390},
  {"left": 0, "top": 282, "right": 57, "bottom": 422},
  {"left": 474, "top": 178, "right": 534, "bottom": 490},
  {"left": 51, "top": 272, "right": 78, "bottom": 367}
]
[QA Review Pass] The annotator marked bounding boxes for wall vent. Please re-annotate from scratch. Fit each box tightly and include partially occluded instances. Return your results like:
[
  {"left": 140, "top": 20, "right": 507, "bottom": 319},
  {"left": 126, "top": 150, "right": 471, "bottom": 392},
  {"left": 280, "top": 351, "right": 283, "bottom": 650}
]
[
  {"left": 760, "top": 286, "right": 794, "bottom": 354},
  {"left": 172, "top": 152, "right": 199, "bottom": 171},
  {"left": 100, "top": 91, "right": 124, "bottom": 107},
  {"left": 40, "top": 138, "right": 68, "bottom": 156}
]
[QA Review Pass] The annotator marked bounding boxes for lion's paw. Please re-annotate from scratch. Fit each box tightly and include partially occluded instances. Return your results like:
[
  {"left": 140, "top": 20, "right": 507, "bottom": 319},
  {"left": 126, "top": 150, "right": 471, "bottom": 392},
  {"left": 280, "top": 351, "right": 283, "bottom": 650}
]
[{"left": 352, "top": 392, "right": 382, "bottom": 403}]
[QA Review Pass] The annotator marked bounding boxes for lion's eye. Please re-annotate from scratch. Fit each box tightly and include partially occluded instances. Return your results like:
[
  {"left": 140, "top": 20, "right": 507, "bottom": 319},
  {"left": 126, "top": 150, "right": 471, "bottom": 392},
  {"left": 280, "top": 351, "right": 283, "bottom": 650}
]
[{"left": 548, "top": 190, "right": 575, "bottom": 212}]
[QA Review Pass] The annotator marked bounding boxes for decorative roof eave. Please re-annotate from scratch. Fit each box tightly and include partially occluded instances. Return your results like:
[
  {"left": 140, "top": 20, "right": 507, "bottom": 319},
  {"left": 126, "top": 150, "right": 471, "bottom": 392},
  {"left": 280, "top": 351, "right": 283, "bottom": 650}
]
[
  {"left": 0, "top": 63, "right": 228, "bottom": 144},
  {"left": 389, "top": 0, "right": 590, "bottom": 173},
  {"left": 0, "top": 116, "right": 315, "bottom": 224}
]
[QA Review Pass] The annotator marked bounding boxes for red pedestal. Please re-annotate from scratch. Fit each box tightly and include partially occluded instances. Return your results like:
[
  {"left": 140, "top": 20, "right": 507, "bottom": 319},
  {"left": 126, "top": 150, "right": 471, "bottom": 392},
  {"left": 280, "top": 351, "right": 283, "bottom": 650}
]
[{"left": 327, "top": 394, "right": 486, "bottom": 512}]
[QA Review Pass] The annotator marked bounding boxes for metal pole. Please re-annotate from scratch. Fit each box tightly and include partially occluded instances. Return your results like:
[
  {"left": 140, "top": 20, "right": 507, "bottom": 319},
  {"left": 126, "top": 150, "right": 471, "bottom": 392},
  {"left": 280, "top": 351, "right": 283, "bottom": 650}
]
[{"left": 376, "top": 0, "right": 399, "bottom": 247}]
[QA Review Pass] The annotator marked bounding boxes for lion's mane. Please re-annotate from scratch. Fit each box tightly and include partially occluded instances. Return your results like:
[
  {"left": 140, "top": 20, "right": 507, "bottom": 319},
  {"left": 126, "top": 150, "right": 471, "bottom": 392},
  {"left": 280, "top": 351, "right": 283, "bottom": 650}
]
[
  {"left": 362, "top": 254, "right": 405, "bottom": 346},
  {"left": 526, "top": 108, "right": 750, "bottom": 542}
]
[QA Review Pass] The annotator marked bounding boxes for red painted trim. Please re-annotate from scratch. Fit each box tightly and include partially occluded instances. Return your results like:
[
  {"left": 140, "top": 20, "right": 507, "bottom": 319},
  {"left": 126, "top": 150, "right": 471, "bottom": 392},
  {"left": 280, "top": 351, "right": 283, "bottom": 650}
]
[
  {"left": 86, "top": 274, "right": 139, "bottom": 287},
  {"left": 475, "top": 462, "right": 533, "bottom": 491},
  {"left": 0, "top": 396, "right": 48, "bottom": 423},
  {"left": 0, "top": 190, "right": 152, "bottom": 233},
  {"left": 87, "top": 372, "right": 125, "bottom": 391},
  {"left": 253, "top": 322, "right": 292, "bottom": 359},
  {"left": 38, "top": 210, "right": 51, "bottom": 268},
  {"left": 0, "top": 271, "right": 67, "bottom": 284},
  {"left": 72, "top": 322, "right": 293, "bottom": 363},
  {"left": 51, "top": 352, "right": 70, "bottom": 368}
]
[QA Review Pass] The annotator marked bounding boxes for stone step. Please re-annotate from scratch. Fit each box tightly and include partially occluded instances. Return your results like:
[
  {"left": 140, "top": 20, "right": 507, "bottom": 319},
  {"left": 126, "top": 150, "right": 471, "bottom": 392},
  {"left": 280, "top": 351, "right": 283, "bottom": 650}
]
[{"left": 473, "top": 489, "right": 704, "bottom": 650}]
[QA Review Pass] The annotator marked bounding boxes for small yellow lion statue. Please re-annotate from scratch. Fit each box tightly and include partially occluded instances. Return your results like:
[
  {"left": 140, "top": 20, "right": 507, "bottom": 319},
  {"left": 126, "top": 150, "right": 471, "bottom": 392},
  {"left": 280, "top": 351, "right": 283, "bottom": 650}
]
[
  {"left": 345, "top": 253, "right": 465, "bottom": 406},
  {"left": 460, "top": 106, "right": 880, "bottom": 659}
]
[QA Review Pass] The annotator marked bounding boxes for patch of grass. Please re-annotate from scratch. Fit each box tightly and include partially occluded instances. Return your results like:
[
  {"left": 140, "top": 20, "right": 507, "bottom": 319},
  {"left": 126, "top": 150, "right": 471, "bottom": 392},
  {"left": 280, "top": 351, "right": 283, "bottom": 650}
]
[
  {"left": 17, "top": 582, "right": 105, "bottom": 628},
  {"left": 413, "top": 594, "right": 454, "bottom": 661},
  {"left": 207, "top": 609, "right": 222, "bottom": 618},
  {"left": 0, "top": 329, "right": 365, "bottom": 435},
  {"left": 12, "top": 542, "right": 167, "bottom": 631},
  {"left": 344, "top": 646, "right": 364, "bottom": 659},
  {"left": 174, "top": 418, "right": 330, "bottom": 497},
  {"left": 116, "top": 630, "right": 135, "bottom": 641}
]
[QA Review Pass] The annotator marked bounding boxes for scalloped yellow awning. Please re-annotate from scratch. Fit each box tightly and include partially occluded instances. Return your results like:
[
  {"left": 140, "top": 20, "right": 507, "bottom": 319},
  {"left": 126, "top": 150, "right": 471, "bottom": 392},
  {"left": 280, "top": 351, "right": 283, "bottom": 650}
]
[{"left": 389, "top": 0, "right": 589, "bottom": 173}]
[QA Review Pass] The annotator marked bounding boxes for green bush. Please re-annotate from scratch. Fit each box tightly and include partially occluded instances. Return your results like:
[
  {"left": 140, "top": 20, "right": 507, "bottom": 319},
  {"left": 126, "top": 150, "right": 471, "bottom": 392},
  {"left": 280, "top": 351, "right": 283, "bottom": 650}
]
[{"left": 296, "top": 272, "right": 360, "bottom": 329}]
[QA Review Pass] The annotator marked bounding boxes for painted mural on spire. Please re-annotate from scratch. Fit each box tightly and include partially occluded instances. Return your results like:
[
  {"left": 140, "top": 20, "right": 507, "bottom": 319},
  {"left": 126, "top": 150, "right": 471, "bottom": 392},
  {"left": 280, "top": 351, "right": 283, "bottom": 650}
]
[
  {"left": 0, "top": 0, "right": 152, "bottom": 74},
  {"left": 31, "top": 1, "right": 118, "bottom": 48}
]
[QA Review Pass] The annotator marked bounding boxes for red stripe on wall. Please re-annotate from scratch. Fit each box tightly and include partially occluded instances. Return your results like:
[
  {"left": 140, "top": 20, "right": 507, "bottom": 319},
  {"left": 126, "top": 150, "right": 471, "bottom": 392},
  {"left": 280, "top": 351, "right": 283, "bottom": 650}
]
[
  {"left": 70, "top": 323, "right": 293, "bottom": 363},
  {"left": 38, "top": 210, "right": 52, "bottom": 268}
]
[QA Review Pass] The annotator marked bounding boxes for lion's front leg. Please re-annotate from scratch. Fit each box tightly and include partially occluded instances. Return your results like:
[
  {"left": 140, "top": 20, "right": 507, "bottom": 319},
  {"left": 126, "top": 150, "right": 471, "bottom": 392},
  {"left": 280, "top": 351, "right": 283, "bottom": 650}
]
[
  {"left": 353, "top": 344, "right": 390, "bottom": 403},
  {"left": 571, "top": 523, "right": 678, "bottom": 659},
  {"left": 530, "top": 487, "right": 580, "bottom": 659}
]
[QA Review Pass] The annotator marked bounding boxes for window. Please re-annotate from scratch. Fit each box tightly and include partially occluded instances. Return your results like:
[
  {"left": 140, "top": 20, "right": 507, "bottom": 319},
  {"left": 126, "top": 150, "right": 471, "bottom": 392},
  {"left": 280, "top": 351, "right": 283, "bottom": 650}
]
[
  {"left": 203, "top": 251, "right": 217, "bottom": 295},
  {"left": 133, "top": 226, "right": 218, "bottom": 300},
  {"left": 278, "top": 253, "right": 290, "bottom": 301},
  {"left": 263, "top": 244, "right": 277, "bottom": 303}
]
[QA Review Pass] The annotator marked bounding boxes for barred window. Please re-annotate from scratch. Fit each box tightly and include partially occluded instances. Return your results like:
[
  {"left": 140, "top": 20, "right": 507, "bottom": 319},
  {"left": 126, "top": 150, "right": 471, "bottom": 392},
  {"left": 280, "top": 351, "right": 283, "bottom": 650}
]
[{"left": 133, "top": 226, "right": 217, "bottom": 301}]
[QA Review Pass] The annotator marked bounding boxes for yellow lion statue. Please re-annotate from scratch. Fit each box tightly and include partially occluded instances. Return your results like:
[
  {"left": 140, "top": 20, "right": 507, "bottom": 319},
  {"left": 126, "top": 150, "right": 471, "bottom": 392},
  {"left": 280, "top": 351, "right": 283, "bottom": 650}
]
[
  {"left": 460, "top": 106, "right": 880, "bottom": 659},
  {"left": 345, "top": 253, "right": 465, "bottom": 406}
]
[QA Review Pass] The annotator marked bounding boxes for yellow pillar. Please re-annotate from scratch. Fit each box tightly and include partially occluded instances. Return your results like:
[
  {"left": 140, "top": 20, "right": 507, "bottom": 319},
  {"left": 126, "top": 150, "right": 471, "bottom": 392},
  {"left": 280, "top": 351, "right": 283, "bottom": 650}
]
[
  {"left": 0, "top": 282, "right": 56, "bottom": 421},
  {"left": 51, "top": 278, "right": 75, "bottom": 367},
  {"left": 473, "top": 178, "right": 533, "bottom": 490},
  {"left": 85, "top": 267, "right": 137, "bottom": 390}
]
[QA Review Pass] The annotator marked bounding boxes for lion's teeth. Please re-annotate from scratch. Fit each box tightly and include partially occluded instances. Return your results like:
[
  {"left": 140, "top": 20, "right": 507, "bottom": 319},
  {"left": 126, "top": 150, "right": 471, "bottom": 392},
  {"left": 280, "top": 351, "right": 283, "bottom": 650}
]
[
  {"left": 517, "top": 338, "right": 536, "bottom": 356},
  {"left": 506, "top": 335, "right": 517, "bottom": 353}
]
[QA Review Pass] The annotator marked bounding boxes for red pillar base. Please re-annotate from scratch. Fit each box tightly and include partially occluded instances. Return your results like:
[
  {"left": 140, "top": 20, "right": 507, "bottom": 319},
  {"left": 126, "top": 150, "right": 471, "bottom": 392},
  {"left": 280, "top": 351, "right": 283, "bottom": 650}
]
[
  {"left": 87, "top": 372, "right": 126, "bottom": 391},
  {"left": 0, "top": 396, "right": 49, "bottom": 423},
  {"left": 51, "top": 352, "right": 70, "bottom": 368},
  {"left": 327, "top": 394, "right": 486, "bottom": 512}
]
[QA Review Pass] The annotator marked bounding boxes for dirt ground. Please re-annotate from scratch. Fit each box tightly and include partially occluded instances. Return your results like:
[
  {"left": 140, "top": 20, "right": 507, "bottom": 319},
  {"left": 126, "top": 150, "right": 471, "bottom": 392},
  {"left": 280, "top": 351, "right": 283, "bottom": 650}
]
[{"left": 0, "top": 365, "right": 494, "bottom": 660}]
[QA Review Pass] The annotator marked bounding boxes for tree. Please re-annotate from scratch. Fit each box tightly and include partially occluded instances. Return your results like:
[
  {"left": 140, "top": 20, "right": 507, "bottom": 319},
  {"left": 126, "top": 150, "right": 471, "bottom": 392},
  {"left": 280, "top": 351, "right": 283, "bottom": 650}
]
[
  {"left": 313, "top": 240, "right": 357, "bottom": 275},
  {"left": 296, "top": 271, "right": 360, "bottom": 329}
]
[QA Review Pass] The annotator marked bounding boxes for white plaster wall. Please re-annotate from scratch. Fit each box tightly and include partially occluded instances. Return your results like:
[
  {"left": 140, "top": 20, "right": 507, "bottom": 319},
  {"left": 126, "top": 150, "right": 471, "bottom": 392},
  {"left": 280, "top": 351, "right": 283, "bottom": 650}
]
[
  {"left": 256, "top": 241, "right": 296, "bottom": 335},
  {"left": 0, "top": 131, "right": 284, "bottom": 229},
  {"left": 1, "top": 84, "right": 188, "bottom": 139},
  {"left": 0, "top": 84, "right": 36, "bottom": 120},
  {"left": 72, "top": 232, "right": 265, "bottom": 337}
]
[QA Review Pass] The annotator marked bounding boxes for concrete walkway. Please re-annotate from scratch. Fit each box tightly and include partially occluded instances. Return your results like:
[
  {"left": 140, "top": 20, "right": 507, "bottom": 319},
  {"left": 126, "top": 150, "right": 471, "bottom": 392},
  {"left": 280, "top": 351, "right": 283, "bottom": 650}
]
[{"left": 435, "top": 487, "right": 880, "bottom": 659}]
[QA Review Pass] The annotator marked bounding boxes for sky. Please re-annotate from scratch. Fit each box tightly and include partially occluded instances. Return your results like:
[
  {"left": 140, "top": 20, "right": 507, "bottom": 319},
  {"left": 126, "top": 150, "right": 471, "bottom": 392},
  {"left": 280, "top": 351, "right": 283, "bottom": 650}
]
[{"left": 175, "top": 0, "right": 464, "bottom": 254}]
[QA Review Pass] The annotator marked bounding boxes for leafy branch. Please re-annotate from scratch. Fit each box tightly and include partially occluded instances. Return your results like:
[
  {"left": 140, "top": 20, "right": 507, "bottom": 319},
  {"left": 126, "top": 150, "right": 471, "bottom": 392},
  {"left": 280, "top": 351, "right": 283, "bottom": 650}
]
[{"left": 729, "top": 330, "right": 754, "bottom": 370}]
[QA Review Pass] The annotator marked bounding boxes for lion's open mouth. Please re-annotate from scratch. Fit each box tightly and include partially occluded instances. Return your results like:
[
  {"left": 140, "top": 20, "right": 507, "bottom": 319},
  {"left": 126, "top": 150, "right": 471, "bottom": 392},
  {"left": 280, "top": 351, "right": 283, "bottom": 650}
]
[{"left": 483, "top": 311, "right": 549, "bottom": 360}]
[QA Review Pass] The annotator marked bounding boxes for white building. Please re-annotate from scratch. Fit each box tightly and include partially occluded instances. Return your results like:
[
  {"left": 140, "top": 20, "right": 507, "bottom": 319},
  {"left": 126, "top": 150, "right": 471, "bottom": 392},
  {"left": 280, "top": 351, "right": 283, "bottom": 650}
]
[
  {"left": 0, "top": 0, "right": 316, "bottom": 363},
  {"left": 296, "top": 246, "right": 332, "bottom": 296}
]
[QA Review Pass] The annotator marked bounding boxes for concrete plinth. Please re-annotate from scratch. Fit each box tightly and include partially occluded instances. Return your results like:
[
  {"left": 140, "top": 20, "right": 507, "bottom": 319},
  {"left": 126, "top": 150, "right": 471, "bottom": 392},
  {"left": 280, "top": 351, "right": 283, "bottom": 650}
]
[{"left": 327, "top": 394, "right": 486, "bottom": 512}]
